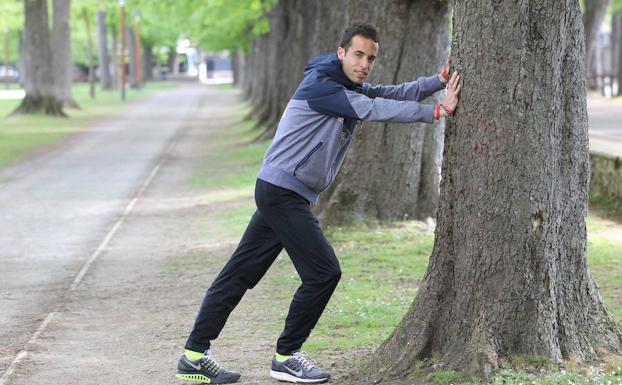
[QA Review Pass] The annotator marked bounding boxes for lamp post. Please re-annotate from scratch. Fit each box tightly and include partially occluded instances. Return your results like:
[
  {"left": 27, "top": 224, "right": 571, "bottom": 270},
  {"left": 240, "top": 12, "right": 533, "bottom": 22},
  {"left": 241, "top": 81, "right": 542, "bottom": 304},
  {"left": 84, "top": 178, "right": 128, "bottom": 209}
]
[{"left": 119, "top": 0, "right": 126, "bottom": 100}]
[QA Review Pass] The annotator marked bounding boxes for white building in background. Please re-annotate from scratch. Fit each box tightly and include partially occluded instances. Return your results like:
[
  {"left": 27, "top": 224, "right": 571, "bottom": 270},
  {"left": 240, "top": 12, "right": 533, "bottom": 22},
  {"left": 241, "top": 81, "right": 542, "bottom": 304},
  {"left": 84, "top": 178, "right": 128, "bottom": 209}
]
[{"left": 198, "top": 51, "right": 233, "bottom": 85}]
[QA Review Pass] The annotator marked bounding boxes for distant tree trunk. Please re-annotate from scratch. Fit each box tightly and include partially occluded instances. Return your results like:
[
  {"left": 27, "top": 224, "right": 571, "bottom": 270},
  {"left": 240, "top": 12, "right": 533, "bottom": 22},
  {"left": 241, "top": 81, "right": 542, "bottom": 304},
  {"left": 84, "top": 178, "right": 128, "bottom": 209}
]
[
  {"left": 167, "top": 47, "right": 176, "bottom": 74},
  {"left": 127, "top": 27, "right": 138, "bottom": 88},
  {"left": 17, "top": 29, "right": 24, "bottom": 88},
  {"left": 83, "top": 7, "right": 95, "bottom": 99},
  {"left": 316, "top": 0, "right": 449, "bottom": 224},
  {"left": 614, "top": 11, "right": 622, "bottom": 96},
  {"left": 111, "top": 23, "right": 119, "bottom": 89},
  {"left": 231, "top": 48, "right": 239, "bottom": 86},
  {"left": 360, "top": 0, "right": 622, "bottom": 382},
  {"left": 51, "top": 0, "right": 78, "bottom": 109},
  {"left": 13, "top": 0, "right": 65, "bottom": 116},
  {"left": 584, "top": 0, "right": 611, "bottom": 88},
  {"left": 143, "top": 43, "right": 153, "bottom": 81},
  {"left": 97, "top": 10, "right": 112, "bottom": 90},
  {"left": 241, "top": 38, "right": 254, "bottom": 98}
]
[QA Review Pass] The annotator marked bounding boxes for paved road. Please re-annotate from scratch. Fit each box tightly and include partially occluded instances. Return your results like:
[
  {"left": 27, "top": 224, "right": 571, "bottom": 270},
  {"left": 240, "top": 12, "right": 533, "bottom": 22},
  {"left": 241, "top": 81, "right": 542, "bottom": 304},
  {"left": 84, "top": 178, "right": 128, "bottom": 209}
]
[
  {"left": 587, "top": 96, "right": 622, "bottom": 157},
  {"left": 0, "top": 83, "right": 206, "bottom": 377}
]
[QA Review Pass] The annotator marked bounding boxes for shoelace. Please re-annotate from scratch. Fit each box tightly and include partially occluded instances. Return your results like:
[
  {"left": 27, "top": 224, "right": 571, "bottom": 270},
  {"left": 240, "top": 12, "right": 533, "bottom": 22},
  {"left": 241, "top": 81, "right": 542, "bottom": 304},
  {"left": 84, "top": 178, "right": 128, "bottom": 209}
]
[
  {"left": 200, "top": 350, "right": 222, "bottom": 374},
  {"left": 291, "top": 351, "right": 316, "bottom": 372}
]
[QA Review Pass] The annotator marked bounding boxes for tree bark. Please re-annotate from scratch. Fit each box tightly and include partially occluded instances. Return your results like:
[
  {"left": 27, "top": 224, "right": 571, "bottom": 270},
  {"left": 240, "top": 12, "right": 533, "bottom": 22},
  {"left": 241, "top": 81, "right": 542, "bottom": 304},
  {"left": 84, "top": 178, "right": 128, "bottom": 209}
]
[
  {"left": 13, "top": 0, "right": 65, "bottom": 116},
  {"left": 255, "top": 0, "right": 320, "bottom": 140},
  {"left": 97, "top": 10, "right": 112, "bottom": 90},
  {"left": 361, "top": 0, "right": 622, "bottom": 382},
  {"left": 316, "top": 0, "right": 449, "bottom": 225}
]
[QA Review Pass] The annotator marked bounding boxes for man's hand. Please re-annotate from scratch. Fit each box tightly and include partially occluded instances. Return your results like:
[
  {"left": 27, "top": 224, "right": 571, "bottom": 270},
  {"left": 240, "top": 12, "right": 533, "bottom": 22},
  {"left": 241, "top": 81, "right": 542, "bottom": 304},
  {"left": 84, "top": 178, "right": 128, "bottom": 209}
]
[
  {"left": 444, "top": 71, "right": 461, "bottom": 114},
  {"left": 438, "top": 56, "right": 450, "bottom": 84}
]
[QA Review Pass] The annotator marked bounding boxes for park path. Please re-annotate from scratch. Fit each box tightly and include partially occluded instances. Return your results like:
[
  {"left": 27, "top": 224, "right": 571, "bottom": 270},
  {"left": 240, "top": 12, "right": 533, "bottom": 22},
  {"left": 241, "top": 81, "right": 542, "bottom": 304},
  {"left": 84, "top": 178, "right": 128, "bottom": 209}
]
[
  {"left": 587, "top": 95, "right": 622, "bottom": 157},
  {"left": 0, "top": 83, "right": 225, "bottom": 384}
]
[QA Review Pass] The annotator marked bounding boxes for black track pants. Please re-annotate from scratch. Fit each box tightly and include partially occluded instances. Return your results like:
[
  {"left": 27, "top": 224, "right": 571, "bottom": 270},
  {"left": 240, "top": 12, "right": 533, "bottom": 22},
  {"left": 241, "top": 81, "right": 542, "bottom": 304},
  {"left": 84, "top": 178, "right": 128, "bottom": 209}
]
[{"left": 185, "top": 179, "right": 341, "bottom": 355}]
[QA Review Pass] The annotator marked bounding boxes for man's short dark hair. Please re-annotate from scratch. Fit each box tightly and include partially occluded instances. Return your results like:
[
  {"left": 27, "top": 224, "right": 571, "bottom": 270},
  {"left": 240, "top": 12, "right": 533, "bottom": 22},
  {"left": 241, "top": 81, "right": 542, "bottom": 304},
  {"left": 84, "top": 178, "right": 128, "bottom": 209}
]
[{"left": 339, "top": 23, "right": 379, "bottom": 51}]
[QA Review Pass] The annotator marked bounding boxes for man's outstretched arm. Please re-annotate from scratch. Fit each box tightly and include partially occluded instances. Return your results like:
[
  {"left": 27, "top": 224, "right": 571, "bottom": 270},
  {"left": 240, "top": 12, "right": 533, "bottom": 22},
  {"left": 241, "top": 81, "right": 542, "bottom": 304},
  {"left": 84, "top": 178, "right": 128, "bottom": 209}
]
[
  {"left": 361, "top": 57, "right": 452, "bottom": 101},
  {"left": 307, "top": 69, "right": 461, "bottom": 123}
]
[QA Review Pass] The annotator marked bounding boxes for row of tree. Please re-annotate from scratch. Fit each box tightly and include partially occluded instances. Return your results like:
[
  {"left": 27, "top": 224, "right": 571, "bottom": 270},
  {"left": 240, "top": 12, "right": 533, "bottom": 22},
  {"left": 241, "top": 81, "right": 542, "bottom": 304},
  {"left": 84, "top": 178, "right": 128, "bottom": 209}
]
[
  {"left": 233, "top": 0, "right": 622, "bottom": 382},
  {"left": 238, "top": 0, "right": 449, "bottom": 224},
  {"left": 236, "top": 0, "right": 622, "bottom": 227},
  {"left": 4, "top": 0, "right": 268, "bottom": 115}
]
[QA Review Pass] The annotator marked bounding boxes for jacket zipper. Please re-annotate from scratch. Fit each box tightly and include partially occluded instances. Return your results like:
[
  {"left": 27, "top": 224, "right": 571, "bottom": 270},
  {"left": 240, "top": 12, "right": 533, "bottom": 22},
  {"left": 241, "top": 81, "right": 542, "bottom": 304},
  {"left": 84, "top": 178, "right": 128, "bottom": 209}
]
[{"left": 293, "top": 141, "right": 323, "bottom": 176}]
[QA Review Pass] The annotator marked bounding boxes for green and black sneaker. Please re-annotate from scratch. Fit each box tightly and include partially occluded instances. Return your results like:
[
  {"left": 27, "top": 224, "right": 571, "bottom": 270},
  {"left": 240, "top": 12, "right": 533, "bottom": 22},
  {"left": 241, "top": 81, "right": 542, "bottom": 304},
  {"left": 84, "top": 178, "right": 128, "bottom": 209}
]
[{"left": 176, "top": 350, "right": 241, "bottom": 384}]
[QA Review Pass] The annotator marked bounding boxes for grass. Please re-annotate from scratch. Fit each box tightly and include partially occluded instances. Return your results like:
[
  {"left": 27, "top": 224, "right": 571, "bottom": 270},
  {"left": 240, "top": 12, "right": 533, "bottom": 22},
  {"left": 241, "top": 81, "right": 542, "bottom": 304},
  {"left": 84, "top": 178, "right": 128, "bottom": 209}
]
[
  {"left": 187, "top": 89, "right": 622, "bottom": 385},
  {"left": 0, "top": 81, "right": 175, "bottom": 169},
  {"left": 427, "top": 370, "right": 464, "bottom": 384}
]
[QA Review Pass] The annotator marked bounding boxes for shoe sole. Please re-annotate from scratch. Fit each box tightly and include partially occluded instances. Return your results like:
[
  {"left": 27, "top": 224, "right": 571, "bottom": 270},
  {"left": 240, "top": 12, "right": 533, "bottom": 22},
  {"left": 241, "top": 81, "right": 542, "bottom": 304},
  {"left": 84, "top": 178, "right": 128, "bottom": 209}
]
[
  {"left": 176, "top": 373, "right": 213, "bottom": 383},
  {"left": 270, "top": 370, "right": 328, "bottom": 383}
]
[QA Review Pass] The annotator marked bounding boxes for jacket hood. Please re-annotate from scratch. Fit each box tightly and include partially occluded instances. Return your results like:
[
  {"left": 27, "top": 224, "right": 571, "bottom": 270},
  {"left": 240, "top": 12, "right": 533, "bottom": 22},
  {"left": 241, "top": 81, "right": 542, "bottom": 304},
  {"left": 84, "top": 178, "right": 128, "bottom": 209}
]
[{"left": 303, "top": 53, "right": 361, "bottom": 90}]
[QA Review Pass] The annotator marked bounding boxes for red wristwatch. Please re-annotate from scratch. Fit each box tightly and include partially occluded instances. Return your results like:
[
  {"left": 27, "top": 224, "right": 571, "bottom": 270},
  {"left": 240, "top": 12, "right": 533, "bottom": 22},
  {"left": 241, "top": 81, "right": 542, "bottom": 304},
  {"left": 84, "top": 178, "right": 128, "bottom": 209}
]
[
  {"left": 440, "top": 69, "right": 449, "bottom": 82},
  {"left": 434, "top": 104, "right": 441, "bottom": 120}
]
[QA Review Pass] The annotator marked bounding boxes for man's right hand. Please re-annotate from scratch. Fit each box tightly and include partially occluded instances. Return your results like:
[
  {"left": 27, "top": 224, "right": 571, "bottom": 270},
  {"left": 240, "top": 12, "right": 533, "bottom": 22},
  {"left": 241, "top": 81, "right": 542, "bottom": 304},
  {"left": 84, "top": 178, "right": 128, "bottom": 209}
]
[{"left": 444, "top": 71, "right": 461, "bottom": 113}]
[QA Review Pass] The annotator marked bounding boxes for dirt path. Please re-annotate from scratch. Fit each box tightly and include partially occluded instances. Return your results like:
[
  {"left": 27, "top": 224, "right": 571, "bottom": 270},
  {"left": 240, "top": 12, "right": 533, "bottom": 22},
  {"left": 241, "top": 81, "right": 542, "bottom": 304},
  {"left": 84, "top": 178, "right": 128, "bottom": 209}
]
[{"left": 2, "top": 84, "right": 346, "bottom": 385}]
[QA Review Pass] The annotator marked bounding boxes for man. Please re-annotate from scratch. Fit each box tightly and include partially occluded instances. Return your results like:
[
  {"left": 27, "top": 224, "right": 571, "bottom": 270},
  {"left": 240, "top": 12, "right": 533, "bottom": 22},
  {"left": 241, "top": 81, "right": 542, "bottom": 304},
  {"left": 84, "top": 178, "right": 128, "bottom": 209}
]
[{"left": 176, "top": 23, "right": 461, "bottom": 384}]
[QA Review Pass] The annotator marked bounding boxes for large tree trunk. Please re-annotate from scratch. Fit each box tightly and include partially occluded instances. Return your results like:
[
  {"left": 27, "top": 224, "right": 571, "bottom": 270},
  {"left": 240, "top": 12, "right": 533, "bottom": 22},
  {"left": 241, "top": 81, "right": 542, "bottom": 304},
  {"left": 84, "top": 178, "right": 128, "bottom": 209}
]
[
  {"left": 252, "top": 1, "right": 289, "bottom": 131},
  {"left": 316, "top": 0, "right": 449, "bottom": 225},
  {"left": 255, "top": 0, "right": 319, "bottom": 140},
  {"left": 97, "top": 10, "right": 112, "bottom": 90},
  {"left": 52, "top": 0, "right": 78, "bottom": 109},
  {"left": 361, "top": 0, "right": 622, "bottom": 382},
  {"left": 584, "top": 0, "right": 611, "bottom": 88},
  {"left": 13, "top": 0, "right": 65, "bottom": 116}
]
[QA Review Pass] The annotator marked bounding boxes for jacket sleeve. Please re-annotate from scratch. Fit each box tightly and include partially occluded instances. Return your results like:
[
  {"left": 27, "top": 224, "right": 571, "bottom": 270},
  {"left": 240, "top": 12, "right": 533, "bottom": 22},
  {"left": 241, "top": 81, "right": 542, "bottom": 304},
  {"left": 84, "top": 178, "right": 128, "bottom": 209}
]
[
  {"left": 307, "top": 88, "right": 435, "bottom": 123},
  {"left": 361, "top": 75, "right": 445, "bottom": 102}
]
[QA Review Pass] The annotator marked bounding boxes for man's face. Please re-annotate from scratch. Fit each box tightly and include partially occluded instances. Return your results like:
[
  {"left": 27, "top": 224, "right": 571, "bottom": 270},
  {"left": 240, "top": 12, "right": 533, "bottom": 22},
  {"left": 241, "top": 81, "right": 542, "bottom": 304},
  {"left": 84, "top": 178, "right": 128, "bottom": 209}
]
[{"left": 337, "top": 35, "right": 379, "bottom": 84}]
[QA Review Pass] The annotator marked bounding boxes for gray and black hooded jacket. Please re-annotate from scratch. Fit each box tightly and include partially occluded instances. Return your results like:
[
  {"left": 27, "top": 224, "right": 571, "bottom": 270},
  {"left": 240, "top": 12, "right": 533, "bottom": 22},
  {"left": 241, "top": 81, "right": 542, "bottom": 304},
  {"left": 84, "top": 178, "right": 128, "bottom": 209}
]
[{"left": 257, "top": 53, "right": 445, "bottom": 204}]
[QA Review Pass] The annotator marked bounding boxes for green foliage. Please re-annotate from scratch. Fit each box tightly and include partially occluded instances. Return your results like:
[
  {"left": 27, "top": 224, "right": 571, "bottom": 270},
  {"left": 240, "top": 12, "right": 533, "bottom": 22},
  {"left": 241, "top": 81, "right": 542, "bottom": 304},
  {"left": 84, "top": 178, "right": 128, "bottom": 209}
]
[
  {"left": 0, "top": 0, "right": 23, "bottom": 63},
  {"left": 184, "top": 0, "right": 276, "bottom": 52}
]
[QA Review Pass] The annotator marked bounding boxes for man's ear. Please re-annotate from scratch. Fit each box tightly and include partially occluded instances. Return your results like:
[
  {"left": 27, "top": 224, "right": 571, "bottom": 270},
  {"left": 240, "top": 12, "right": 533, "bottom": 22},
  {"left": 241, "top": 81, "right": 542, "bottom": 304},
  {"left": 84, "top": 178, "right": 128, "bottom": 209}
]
[{"left": 337, "top": 46, "right": 345, "bottom": 61}]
